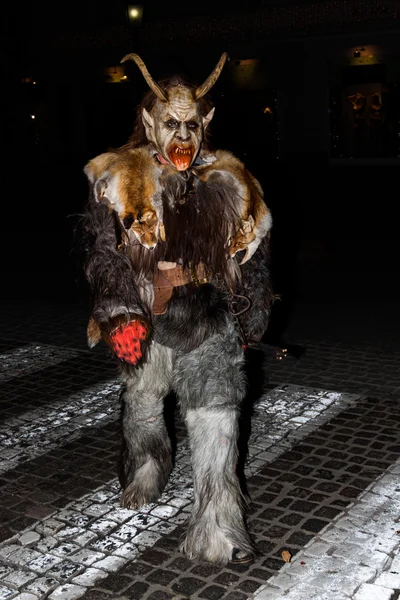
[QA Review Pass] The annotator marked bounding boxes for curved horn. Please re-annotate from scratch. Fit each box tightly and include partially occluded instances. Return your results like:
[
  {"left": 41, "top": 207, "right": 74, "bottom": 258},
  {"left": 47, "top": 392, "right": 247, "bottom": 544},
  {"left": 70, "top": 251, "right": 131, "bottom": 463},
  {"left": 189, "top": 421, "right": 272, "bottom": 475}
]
[
  {"left": 121, "top": 53, "right": 168, "bottom": 102},
  {"left": 195, "top": 52, "right": 229, "bottom": 100}
]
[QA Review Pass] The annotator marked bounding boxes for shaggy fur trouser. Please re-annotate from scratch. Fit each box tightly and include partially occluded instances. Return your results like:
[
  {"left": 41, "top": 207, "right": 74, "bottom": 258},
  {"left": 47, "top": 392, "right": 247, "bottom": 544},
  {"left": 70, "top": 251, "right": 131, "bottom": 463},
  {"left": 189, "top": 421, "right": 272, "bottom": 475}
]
[{"left": 119, "top": 319, "right": 253, "bottom": 564}]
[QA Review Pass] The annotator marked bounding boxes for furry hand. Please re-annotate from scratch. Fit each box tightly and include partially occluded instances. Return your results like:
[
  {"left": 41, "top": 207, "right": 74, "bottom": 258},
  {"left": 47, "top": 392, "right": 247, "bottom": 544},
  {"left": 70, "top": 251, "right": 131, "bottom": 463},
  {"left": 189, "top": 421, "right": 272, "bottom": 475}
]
[
  {"left": 109, "top": 320, "right": 148, "bottom": 365},
  {"left": 102, "top": 315, "right": 150, "bottom": 365}
]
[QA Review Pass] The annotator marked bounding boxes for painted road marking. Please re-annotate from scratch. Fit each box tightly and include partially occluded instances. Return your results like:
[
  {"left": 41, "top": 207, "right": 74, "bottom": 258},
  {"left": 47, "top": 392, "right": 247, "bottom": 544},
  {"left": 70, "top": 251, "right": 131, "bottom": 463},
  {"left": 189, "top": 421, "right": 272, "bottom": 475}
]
[
  {"left": 0, "top": 380, "right": 120, "bottom": 474},
  {"left": 0, "top": 344, "right": 79, "bottom": 383},
  {"left": 254, "top": 458, "right": 400, "bottom": 600},
  {"left": 0, "top": 385, "right": 362, "bottom": 599}
]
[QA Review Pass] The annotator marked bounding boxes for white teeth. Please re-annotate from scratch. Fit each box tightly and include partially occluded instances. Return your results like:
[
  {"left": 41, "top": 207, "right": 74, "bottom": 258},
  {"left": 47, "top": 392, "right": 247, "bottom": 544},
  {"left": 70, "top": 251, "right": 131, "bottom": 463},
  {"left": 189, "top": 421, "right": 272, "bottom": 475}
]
[{"left": 174, "top": 148, "right": 191, "bottom": 155}]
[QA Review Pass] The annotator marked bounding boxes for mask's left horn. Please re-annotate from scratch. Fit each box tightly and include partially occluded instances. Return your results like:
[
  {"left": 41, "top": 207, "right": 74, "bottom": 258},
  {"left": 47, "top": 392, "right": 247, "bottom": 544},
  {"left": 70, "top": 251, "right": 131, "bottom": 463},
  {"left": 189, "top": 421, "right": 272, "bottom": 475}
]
[
  {"left": 121, "top": 53, "right": 168, "bottom": 102},
  {"left": 195, "top": 52, "right": 229, "bottom": 100}
]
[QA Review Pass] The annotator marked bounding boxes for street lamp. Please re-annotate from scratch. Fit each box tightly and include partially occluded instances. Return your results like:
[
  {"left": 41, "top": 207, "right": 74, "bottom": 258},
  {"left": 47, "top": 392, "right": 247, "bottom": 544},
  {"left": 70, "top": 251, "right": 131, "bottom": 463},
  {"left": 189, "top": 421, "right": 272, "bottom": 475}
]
[{"left": 127, "top": 5, "right": 143, "bottom": 26}]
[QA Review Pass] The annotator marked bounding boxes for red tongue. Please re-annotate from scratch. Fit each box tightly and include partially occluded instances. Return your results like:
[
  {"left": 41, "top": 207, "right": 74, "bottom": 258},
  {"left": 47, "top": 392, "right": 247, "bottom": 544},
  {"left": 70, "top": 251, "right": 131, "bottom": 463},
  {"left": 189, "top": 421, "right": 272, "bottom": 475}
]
[
  {"left": 157, "top": 153, "right": 169, "bottom": 165},
  {"left": 170, "top": 152, "right": 192, "bottom": 171},
  {"left": 173, "top": 157, "right": 192, "bottom": 171}
]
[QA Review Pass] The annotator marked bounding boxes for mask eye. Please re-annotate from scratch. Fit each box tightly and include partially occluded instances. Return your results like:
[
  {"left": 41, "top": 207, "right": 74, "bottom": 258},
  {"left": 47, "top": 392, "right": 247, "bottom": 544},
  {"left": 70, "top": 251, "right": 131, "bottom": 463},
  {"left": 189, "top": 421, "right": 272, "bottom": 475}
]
[
  {"left": 166, "top": 119, "right": 179, "bottom": 129},
  {"left": 187, "top": 121, "right": 199, "bottom": 130}
]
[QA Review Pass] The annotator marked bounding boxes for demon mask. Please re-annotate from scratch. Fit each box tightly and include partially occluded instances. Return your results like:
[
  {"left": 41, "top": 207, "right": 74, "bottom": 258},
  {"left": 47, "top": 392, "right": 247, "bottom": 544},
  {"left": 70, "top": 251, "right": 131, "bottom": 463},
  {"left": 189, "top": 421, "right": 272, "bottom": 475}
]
[{"left": 120, "top": 53, "right": 228, "bottom": 171}]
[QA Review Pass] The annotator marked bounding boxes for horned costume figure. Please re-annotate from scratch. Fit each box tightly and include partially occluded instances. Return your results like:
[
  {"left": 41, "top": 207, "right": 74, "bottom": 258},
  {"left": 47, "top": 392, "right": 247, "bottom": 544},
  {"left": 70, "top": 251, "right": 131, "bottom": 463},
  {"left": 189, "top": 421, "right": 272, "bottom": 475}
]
[{"left": 80, "top": 52, "right": 274, "bottom": 564}]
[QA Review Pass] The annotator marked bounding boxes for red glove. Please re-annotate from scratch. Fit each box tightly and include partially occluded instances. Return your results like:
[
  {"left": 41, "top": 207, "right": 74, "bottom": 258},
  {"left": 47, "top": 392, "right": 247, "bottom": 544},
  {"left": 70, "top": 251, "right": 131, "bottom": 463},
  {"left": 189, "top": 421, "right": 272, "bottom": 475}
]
[{"left": 109, "top": 320, "right": 148, "bottom": 365}]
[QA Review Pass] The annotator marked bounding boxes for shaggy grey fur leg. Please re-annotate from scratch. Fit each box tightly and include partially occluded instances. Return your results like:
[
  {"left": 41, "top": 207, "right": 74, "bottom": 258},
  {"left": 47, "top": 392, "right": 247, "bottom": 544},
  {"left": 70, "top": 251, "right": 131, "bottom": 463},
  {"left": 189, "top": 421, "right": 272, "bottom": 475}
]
[
  {"left": 175, "top": 321, "right": 254, "bottom": 564},
  {"left": 182, "top": 406, "right": 254, "bottom": 564},
  {"left": 120, "top": 342, "right": 174, "bottom": 509}
]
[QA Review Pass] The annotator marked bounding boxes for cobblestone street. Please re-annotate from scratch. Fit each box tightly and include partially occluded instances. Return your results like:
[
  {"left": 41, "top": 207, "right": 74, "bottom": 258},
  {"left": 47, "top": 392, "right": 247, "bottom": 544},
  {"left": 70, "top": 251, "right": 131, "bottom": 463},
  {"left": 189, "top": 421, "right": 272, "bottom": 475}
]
[{"left": 1, "top": 298, "right": 399, "bottom": 600}]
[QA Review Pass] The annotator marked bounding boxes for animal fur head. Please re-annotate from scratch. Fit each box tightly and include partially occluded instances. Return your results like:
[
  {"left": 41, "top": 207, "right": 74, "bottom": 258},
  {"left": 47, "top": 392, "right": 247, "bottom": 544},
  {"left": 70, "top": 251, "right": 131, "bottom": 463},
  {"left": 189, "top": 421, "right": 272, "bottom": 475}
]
[
  {"left": 194, "top": 150, "right": 272, "bottom": 264},
  {"left": 84, "top": 148, "right": 165, "bottom": 249},
  {"left": 120, "top": 53, "right": 228, "bottom": 171}
]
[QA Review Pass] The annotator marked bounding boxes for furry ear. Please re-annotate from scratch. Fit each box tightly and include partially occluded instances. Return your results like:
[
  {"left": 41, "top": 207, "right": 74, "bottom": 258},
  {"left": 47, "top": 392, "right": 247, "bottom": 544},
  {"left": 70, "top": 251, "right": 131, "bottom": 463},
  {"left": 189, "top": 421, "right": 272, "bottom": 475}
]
[
  {"left": 84, "top": 153, "right": 116, "bottom": 184},
  {"left": 93, "top": 176, "right": 112, "bottom": 203},
  {"left": 84, "top": 153, "right": 116, "bottom": 203}
]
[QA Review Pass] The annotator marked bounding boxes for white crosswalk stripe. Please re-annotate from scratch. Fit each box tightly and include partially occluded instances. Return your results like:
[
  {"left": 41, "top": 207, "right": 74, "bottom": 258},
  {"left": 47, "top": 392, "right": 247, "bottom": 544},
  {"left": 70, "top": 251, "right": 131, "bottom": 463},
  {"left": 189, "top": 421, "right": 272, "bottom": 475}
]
[
  {"left": 254, "top": 459, "right": 400, "bottom": 600},
  {"left": 0, "top": 379, "right": 362, "bottom": 599},
  {"left": 0, "top": 379, "right": 120, "bottom": 474},
  {"left": 0, "top": 344, "right": 79, "bottom": 383}
]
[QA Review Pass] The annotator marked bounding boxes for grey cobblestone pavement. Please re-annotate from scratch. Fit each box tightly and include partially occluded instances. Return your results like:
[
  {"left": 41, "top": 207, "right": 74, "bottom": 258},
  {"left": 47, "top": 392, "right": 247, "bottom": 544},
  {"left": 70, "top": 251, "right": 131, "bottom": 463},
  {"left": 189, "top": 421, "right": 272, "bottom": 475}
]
[{"left": 1, "top": 302, "right": 399, "bottom": 600}]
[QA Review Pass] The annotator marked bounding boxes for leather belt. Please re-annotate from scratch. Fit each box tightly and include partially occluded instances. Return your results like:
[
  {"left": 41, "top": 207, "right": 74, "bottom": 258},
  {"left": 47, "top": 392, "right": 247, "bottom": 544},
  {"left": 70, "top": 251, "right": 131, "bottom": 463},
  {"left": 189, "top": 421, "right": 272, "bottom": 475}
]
[{"left": 153, "top": 263, "right": 209, "bottom": 315}]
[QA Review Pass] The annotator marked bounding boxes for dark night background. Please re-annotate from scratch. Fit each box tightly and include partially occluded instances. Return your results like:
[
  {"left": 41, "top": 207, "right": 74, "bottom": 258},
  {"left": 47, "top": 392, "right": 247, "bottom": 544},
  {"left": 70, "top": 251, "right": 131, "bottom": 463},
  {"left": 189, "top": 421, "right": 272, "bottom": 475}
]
[{"left": 2, "top": 0, "right": 400, "bottom": 346}]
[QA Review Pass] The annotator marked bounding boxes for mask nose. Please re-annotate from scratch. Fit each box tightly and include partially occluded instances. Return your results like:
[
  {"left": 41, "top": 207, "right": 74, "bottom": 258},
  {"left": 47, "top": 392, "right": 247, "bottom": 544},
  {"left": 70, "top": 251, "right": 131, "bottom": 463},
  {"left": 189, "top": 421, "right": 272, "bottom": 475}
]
[{"left": 176, "top": 123, "right": 190, "bottom": 142}]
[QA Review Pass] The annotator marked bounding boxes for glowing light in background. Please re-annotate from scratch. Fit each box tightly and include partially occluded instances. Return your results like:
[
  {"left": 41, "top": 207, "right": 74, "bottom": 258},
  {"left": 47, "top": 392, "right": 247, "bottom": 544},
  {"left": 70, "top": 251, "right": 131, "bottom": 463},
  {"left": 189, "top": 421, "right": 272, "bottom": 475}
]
[
  {"left": 104, "top": 66, "right": 129, "bottom": 83},
  {"left": 127, "top": 5, "right": 143, "bottom": 24}
]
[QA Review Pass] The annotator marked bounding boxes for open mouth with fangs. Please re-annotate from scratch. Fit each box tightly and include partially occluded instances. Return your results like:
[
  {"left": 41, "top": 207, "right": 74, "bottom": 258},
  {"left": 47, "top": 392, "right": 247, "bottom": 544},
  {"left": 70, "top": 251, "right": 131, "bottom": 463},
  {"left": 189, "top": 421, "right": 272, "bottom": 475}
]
[{"left": 168, "top": 145, "right": 194, "bottom": 171}]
